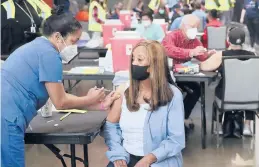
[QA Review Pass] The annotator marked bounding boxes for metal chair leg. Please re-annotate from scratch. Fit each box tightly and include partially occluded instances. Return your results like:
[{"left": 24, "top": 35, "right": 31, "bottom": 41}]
[
  {"left": 211, "top": 103, "right": 215, "bottom": 135},
  {"left": 216, "top": 109, "right": 220, "bottom": 148}
]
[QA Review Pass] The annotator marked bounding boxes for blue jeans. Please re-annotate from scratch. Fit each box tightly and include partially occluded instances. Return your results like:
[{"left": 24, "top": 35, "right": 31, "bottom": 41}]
[{"left": 1, "top": 117, "right": 25, "bottom": 167}]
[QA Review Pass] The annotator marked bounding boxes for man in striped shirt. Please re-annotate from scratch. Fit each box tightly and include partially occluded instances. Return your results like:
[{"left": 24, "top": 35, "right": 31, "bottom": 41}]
[{"left": 162, "top": 14, "right": 215, "bottom": 133}]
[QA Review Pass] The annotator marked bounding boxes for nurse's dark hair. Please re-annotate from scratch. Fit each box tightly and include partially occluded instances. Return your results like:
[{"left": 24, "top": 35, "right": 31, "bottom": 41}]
[{"left": 42, "top": 6, "right": 82, "bottom": 37}]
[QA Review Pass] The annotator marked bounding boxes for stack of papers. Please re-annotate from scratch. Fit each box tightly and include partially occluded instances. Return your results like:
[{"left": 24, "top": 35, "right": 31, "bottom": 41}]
[{"left": 65, "top": 67, "right": 104, "bottom": 75}]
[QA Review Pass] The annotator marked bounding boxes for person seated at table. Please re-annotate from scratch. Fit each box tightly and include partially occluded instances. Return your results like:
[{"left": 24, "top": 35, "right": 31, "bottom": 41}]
[
  {"left": 162, "top": 14, "right": 216, "bottom": 132},
  {"left": 136, "top": 12, "right": 165, "bottom": 42},
  {"left": 201, "top": 9, "right": 223, "bottom": 49},
  {"left": 109, "top": 2, "right": 124, "bottom": 19},
  {"left": 133, "top": 0, "right": 144, "bottom": 18},
  {"left": 170, "top": 8, "right": 192, "bottom": 31},
  {"left": 192, "top": 2, "right": 207, "bottom": 30},
  {"left": 102, "top": 40, "right": 185, "bottom": 167},
  {"left": 200, "top": 27, "right": 256, "bottom": 136}
]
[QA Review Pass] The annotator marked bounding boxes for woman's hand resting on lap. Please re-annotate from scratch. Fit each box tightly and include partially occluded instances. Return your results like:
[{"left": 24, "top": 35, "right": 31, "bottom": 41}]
[
  {"left": 134, "top": 154, "right": 157, "bottom": 167},
  {"left": 114, "top": 160, "right": 127, "bottom": 167}
]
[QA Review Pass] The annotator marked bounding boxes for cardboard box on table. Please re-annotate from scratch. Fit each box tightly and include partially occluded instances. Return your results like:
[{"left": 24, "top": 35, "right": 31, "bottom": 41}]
[
  {"left": 102, "top": 20, "right": 124, "bottom": 47},
  {"left": 119, "top": 10, "right": 132, "bottom": 28},
  {"left": 111, "top": 31, "right": 142, "bottom": 72}
]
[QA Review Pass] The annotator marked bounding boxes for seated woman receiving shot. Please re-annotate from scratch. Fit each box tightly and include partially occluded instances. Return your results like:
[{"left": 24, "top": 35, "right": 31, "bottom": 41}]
[
  {"left": 200, "top": 27, "right": 256, "bottom": 136},
  {"left": 102, "top": 41, "right": 185, "bottom": 167}
]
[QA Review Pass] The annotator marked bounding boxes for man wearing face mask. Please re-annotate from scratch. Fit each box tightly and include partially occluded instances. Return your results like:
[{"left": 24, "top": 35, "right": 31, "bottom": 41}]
[
  {"left": 162, "top": 14, "right": 216, "bottom": 133},
  {"left": 1, "top": 9, "right": 119, "bottom": 167},
  {"left": 136, "top": 11, "right": 165, "bottom": 42},
  {"left": 154, "top": 1, "right": 170, "bottom": 22}
]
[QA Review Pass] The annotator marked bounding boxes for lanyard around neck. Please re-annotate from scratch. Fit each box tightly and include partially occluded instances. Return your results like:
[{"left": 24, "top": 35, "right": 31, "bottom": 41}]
[{"left": 15, "top": 1, "right": 35, "bottom": 24}]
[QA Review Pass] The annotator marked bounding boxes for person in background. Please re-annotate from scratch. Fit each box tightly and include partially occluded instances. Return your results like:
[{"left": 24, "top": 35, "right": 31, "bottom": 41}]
[
  {"left": 200, "top": 27, "right": 256, "bottom": 136},
  {"left": 201, "top": 9, "right": 223, "bottom": 48},
  {"left": 154, "top": 0, "right": 170, "bottom": 22},
  {"left": 1, "top": 0, "right": 42, "bottom": 55},
  {"left": 240, "top": 0, "right": 259, "bottom": 50},
  {"left": 148, "top": 0, "right": 160, "bottom": 14},
  {"left": 232, "top": 0, "right": 244, "bottom": 22},
  {"left": 170, "top": 8, "right": 192, "bottom": 31},
  {"left": 201, "top": 1, "right": 206, "bottom": 11},
  {"left": 87, "top": 0, "right": 105, "bottom": 43},
  {"left": 167, "top": 0, "right": 179, "bottom": 9},
  {"left": 109, "top": 2, "right": 123, "bottom": 19},
  {"left": 162, "top": 14, "right": 216, "bottom": 133},
  {"left": 171, "top": 4, "right": 184, "bottom": 23},
  {"left": 136, "top": 12, "right": 165, "bottom": 42},
  {"left": 69, "top": 0, "right": 79, "bottom": 16},
  {"left": 183, "top": 3, "right": 190, "bottom": 10},
  {"left": 75, "top": 5, "right": 89, "bottom": 22},
  {"left": 192, "top": 2, "right": 207, "bottom": 30},
  {"left": 190, "top": 1, "right": 195, "bottom": 11},
  {"left": 102, "top": 41, "right": 185, "bottom": 167},
  {"left": 205, "top": 0, "right": 235, "bottom": 25},
  {"left": 133, "top": 0, "right": 144, "bottom": 18}
]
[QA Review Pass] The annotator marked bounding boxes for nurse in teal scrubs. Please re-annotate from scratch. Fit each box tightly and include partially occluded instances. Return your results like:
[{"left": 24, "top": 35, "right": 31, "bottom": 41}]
[
  {"left": 1, "top": 9, "right": 118, "bottom": 167},
  {"left": 136, "top": 11, "right": 165, "bottom": 42}
]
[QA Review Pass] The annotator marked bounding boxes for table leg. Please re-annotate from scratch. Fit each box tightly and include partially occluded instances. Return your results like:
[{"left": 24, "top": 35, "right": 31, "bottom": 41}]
[
  {"left": 71, "top": 144, "right": 76, "bottom": 167},
  {"left": 200, "top": 82, "right": 207, "bottom": 149},
  {"left": 68, "top": 80, "right": 72, "bottom": 92},
  {"left": 84, "top": 144, "right": 89, "bottom": 167}
]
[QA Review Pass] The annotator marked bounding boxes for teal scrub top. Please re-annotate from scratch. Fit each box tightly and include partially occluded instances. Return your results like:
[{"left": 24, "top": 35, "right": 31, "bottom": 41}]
[
  {"left": 1, "top": 37, "right": 63, "bottom": 130},
  {"left": 136, "top": 23, "right": 165, "bottom": 42}
]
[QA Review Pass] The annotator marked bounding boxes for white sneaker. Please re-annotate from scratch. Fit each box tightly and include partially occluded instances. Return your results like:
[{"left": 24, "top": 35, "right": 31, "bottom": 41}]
[
  {"left": 214, "top": 122, "right": 223, "bottom": 135},
  {"left": 243, "top": 124, "right": 252, "bottom": 136}
]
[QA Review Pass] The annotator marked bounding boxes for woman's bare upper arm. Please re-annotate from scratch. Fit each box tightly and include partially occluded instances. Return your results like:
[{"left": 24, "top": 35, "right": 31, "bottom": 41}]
[
  {"left": 106, "top": 83, "right": 128, "bottom": 123},
  {"left": 106, "top": 97, "right": 123, "bottom": 123},
  {"left": 200, "top": 52, "right": 223, "bottom": 71}
]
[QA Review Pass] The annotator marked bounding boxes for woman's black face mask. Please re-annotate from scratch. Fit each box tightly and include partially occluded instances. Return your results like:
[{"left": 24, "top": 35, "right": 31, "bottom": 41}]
[{"left": 131, "top": 65, "right": 150, "bottom": 81}]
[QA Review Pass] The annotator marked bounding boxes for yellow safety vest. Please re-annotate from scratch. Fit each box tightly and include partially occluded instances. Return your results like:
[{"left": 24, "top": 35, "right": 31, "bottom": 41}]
[
  {"left": 90, "top": 0, "right": 107, "bottom": 10},
  {"left": 1, "top": 0, "right": 15, "bottom": 19},
  {"left": 1, "top": 0, "right": 51, "bottom": 20},
  {"left": 205, "top": 0, "right": 232, "bottom": 11},
  {"left": 27, "top": 0, "right": 52, "bottom": 19},
  {"left": 88, "top": 1, "right": 106, "bottom": 32},
  {"left": 148, "top": 0, "right": 160, "bottom": 11}
]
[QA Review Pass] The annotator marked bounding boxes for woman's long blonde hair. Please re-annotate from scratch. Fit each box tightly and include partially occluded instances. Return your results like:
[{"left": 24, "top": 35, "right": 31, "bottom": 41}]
[{"left": 125, "top": 41, "right": 175, "bottom": 112}]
